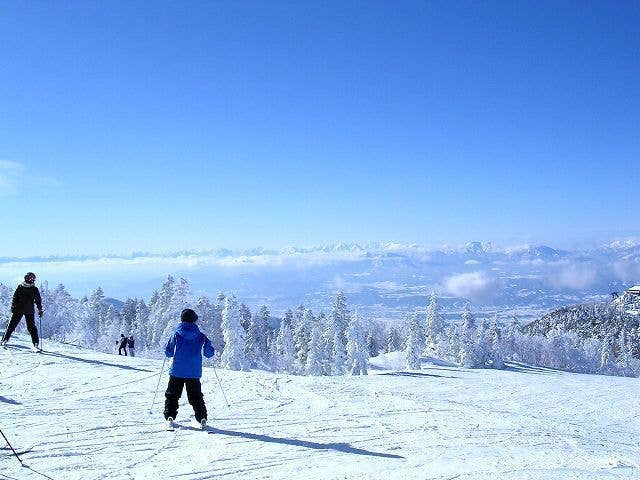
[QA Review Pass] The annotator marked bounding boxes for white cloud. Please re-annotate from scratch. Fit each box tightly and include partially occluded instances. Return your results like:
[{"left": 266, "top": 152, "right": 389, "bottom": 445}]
[
  {"left": 612, "top": 260, "right": 640, "bottom": 283},
  {"left": 443, "top": 271, "right": 498, "bottom": 302},
  {"left": 0, "top": 160, "right": 59, "bottom": 194},
  {"left": 549, "top": 264, "right": 597, "bottom": 290},
  {"left": 0, "top": 160, "right": 23, "bottom": 193}
]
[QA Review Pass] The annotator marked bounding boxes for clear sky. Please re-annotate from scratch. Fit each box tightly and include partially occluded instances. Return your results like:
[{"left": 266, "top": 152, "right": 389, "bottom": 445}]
[{"left": 1, "top": 1, "right": 638, "bottom": 257}]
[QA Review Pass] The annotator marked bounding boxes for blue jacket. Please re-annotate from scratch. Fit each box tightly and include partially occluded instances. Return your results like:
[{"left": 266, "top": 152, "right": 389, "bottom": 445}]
[{"left": 165, "top": 322, "right": 215, "bottom": 379}]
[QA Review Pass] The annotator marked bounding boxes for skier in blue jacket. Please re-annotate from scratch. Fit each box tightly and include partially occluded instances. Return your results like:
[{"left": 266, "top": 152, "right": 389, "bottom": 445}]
[{"left": 164, "top": 308, "right": 215, "bottom": 429}]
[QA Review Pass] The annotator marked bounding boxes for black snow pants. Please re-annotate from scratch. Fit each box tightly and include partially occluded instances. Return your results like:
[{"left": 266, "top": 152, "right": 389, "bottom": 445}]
[
  {"left": 118, "top": 345, "right": 127, "bottom": 356},
  {"left": 164, "top": 375, "right": 207, "bottom": 422},
  {"left": 3, "top": 312, "right": 38, "bottom": 345}
]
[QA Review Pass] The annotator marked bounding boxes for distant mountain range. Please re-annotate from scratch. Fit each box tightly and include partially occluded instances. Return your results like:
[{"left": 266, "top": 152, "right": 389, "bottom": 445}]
[{"left": 1, "top": 240, "right": 639, "bottom": 323}]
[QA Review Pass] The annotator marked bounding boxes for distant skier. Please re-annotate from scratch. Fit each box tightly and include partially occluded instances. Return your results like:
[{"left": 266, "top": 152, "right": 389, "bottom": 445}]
[
  {"left": 164, "top": 308, "right": 214, "bottom": 430},
  {"left": 117, "top": 334, "right": 128, "bottom": 356},
  {"left": 128, "top": 335, "right": 135, "bottom": 357},
  {"left": 1, "top": 272, "right": 43, "bottom": 351}
]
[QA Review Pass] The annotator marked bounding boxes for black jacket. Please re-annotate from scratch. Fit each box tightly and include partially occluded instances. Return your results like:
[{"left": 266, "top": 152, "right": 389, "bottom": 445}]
[{"left": 11, "top": 282, "right": 43, "bottom": 315}]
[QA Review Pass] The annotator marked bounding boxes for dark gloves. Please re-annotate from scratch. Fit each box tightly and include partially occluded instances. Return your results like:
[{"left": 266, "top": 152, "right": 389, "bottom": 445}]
[{"left": 37, "top": 309, "right": 43, "bottom": 317}]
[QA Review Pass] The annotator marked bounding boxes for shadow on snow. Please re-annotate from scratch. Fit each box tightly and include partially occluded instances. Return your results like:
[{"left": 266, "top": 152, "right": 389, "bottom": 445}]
[
  {"left": 504, "top": 362, "right": 564, "bottom": 375},
  {"left": 379, "top": 371, "right": 460, "bottom": 379},
  {"left": 35, "top": 349, "right": 154, "bottom": 373},
  {"left": 0, "top": 395, "right": 21, "bottom": 405},
  {"left": 206, "top": 427, "right": 405, "bottom": 459}
]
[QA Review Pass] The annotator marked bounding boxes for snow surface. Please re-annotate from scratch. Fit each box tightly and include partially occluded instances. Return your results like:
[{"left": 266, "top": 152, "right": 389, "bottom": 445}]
[{"left": 1, "top": 334, "right": 639, "bottom": 480}]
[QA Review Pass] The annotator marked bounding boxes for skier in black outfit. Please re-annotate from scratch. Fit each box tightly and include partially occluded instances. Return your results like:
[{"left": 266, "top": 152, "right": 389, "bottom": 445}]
[
  {"left": 117, "top": 334, "right": 128, "bottom": 355},
  {"left": 1, "top": 272, "right": 44, "bottom": 350}
]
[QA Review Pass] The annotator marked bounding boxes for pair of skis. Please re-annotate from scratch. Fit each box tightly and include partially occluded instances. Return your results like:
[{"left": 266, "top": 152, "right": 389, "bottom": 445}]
[
  {"left": 1, "top": 343, "right": 42, "bottom": 353},
  {"left": 166, "top": 418, "right": 208, "bottom": 432}
]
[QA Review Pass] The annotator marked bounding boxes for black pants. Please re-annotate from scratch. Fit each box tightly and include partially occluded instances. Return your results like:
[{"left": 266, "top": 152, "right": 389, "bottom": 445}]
[
  {"left": 164, "top": 376, "right": 207, "bottom": 422},
  {"left": 118, "top": 345, "right": 127, "bottom": 355},
  {"left": 3, "top": 313, "right": 38, "bottom": 345}
]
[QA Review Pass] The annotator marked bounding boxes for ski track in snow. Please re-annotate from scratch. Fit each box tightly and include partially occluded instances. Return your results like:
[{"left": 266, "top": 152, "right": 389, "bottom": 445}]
[{"left": 1, "top": 335, "right": 639, "bottom": 480}]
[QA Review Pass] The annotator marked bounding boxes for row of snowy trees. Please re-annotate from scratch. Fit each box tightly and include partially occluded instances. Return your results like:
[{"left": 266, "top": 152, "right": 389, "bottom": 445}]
[
  {"left": 406, "top": 292, "right": 640, "bottom": 377},
  {"left": 0, "top": 278, "right": 638, "bottom": 377}
]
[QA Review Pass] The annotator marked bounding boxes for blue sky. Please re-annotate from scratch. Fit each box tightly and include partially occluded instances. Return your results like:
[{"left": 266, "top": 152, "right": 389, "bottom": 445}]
[{"left": 1, "top": 1, "right": 638, "bottom": 257}]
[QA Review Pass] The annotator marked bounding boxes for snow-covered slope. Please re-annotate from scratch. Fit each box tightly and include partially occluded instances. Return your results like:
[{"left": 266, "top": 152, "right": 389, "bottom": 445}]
[{"left": 1, "top": 334, "right": 639, "bottom": 480}]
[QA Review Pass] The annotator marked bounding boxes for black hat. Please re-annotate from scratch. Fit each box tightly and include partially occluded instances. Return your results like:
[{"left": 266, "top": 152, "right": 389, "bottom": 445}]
[
  {"left": 181, "top": 308, "right": 198, "bottom": 323},
  {"left": 24, "top": 272, "right": 36, "bottom": 283}
]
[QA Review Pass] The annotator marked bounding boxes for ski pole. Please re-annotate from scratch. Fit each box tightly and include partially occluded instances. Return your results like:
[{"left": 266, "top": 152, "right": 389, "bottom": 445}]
[
  {"left": 1, "top": 315, "right": 11, "bottom": 343},
  {"left": 148, "top": 357, "right": 167, "bottom": 414},
  {"left": 212, "top": 365, "right": 230, "bottom": 407},
  {"left": 39, "top": 312, "right": 43, "bottom": 351},
  {"left": 0, "top": 426, "right": 25, "bottom": 467}
]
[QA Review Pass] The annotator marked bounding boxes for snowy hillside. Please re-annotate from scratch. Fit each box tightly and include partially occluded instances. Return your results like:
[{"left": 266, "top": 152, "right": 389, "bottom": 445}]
[{"left": 2, "top": 334, "right": 639, "bottom": 480}]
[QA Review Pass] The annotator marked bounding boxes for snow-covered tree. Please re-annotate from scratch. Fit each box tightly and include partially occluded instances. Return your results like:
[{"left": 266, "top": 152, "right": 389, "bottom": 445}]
[
  {"left": 366, "top": 333, "right": 380, "bottom": 357},
  {"left": 386, "top": 327, "right": 402, "bottom": 352},
  {"left": 306, "top": 317, "right": 326, "bottom": 376},
  {"left": 86, "top": 287, "right": 108, "bottom": 345},
  {"left": 148, "top": 276, "right": 174, "bottom": 347},
  {"left": 346, "top": 312, "right": 368, "bottom": 375},
  {"left": 330, "top": 292, "right": 350, "bottom": 347},
  {"left": 239, "top": 302, "right": 252, "bottom": 332},
  {"left": 39, "top": 283, "right": 77, "bottom": 340},
  {"left": 424, "top": 292, "right": 446, "bottom": 355},
  {"left": 294, "top": 309, "right": 313, "bottom": 372},
  {"left": 502, "top": 312, "right": 521, "bottom": 361},
  {"left": 245, "top": 308, "right": 271, "bottom": 367},
  {"left": 405, "top": 313, "right": 423, "bottom": 370},
  {"left": 120, "top": 298, "right": 137, "bottom": 336},
  {"left": 132, "top": 299, "right": 149, "bottom": 351},
  {"left": 616, "top": 329, "right": 635, "bottom": 376},
  {"left": 459, "top": 303, "right": 479, "bottom": 367},
  {"left": 486, "top": 316, "right": 504, "bottom": 369},
  {"left": 159, "top": 277, "right": 192, "bottom": 342},
  {"left": 275, "top": 317, "right": 295, "bottom": 373},
  {"left": 221, "top": 295, "right": 248, "bottom": 371},
  {"left": 329, "top": 317, "right": 347, "bottom": 375}
]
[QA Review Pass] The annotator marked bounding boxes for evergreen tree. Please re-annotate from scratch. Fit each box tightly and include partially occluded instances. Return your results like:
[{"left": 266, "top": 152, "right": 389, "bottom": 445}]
[
  {"left": 306, "top": 317, "right": 325, "bottom": 376},
  {"left": 386, "top": 327, "right": 402, "bottom": 352},
  {"left": 221, "top": 295, "right": 248, "bottom": 371},
  {"left": 424, "top": 292, "right": 446, "bottom": 355},
  {"left": 503, "top": 312, "right": 521, "bottom": 361},
  {"left": 487, "top": 315, "right": 504, "bottom": 369},
  {"left": 366, "top": 333, "right": 380, "bottom": 358},
  {"left": 459, "top": 303, "right": 479, "bottom": 367},
  {"left": 245, "top": 310, "right": 267, "bottom": 367},
  {"left": 256, "top": 305, "right": 271, "bottom": 361},
  {"left": 346, "top": 312, "right": 369, "bottom": 375},
  {"left": 120, "top": 298, "right": 138, "bottom": 335},
  {"left": 294, "top": 309, "right": 313, "bottom": 372},
  {"left": 275, "top": 318, "right": 295, "bottom": 373},
  {"left": 405, "top": 313, "right": 423, "bottom": 370},
  {"left": 599, "top": 331, "right": 615, "bottom": 373},
  {"left": 132, "top": 299, "right": 149, "bottom": 351},
  {"left": 239, "top": 302, "right": 252, "bottom": 332},
  {"left": 195, "top": 295, "right": 214, "bottom": 339},
  {"left": 87, "top": 287, "right": 108, "bottom": 345},
  {"left": 330, "top": 292, "right": 350, "bottom": 347},
  {"left": 159, "top": 277, "right": 192, "bottom": 343},
  {"left": 209, "top": 293, "right": 225, "bottom": 357},
  {"left": 282, "top": 309, "right": 294, "bottom": 329},
  {"left": 617, "top": 329, "right": 635, "bottom": 376},
  {"left": 329, "top": 316, "right": 347, "bottom": 375},
  {"left": 148, "top": 276, "right": 175, "bottom": 347}
]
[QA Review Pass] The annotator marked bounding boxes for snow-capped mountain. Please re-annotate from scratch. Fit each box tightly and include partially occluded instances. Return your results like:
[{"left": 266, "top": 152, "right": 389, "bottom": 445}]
[{"left": 1, "top": 240, "right": 639, "bottom": 322}]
